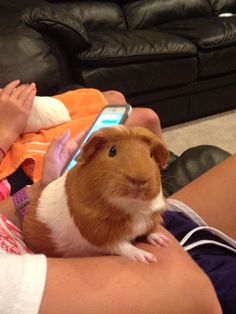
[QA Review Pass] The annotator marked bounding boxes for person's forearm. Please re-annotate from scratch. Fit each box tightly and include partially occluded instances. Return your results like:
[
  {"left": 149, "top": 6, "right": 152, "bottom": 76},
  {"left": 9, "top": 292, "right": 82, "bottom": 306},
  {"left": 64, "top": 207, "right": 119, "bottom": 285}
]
[
  {"left": 0, "top": 131, "right": 19, "bottom": 162},
  {"left": 0, "top": 138, "right": 12, "bottom": 162},
  {"left": 0, "top": 181, "right": 43, "bottom": 228},
  {"left": 0, "top": 149, "right": 4, "bottom": 163}
]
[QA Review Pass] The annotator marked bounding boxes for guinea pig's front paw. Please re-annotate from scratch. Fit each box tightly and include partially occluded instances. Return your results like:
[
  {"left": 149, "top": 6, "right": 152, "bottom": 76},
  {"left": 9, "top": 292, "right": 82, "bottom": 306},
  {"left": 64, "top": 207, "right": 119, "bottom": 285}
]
[
  {"left": 112, "top": 241, "right": 157, "bottom": 264},
  {"left": 147, "top": 232, "right": 170, "bottom": 247}
]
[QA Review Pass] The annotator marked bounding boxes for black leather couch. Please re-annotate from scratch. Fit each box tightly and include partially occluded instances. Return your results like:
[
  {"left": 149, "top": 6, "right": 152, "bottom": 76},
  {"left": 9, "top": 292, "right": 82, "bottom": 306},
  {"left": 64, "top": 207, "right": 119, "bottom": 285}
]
[
  {"left": 162, "top": 144, "right": 231, "bottom": 196},
  {"left": 0, "top": 0, "right": 236, "bottom": 127}
]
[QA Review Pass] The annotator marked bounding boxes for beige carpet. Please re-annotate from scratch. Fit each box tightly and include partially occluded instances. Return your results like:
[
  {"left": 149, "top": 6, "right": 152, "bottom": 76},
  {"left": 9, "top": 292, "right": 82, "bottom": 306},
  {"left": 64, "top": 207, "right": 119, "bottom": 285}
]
[{"left": 162, "top": 109, "right": 236, "bottom": 156}]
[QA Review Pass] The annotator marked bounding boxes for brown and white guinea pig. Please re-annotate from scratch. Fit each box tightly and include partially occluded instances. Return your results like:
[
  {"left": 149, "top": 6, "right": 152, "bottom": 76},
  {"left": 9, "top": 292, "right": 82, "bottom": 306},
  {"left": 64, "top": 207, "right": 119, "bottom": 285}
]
[{"left": 23, "top": 125, "right": 169, "bottom": 263}]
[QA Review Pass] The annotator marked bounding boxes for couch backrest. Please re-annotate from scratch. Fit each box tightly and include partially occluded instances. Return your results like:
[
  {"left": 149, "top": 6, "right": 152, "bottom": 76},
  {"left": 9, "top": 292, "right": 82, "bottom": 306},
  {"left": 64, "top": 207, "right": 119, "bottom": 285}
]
[
  {"left": 47, "top": 1, "right": 127, "bottom": 31},
  {"left": 47, "top": 0, "right": 213, "bottom": 32},
  {"left": 208, "top": 0, "right": 236, "bottom": 15},
  {"left": 124, "top": 0, "right": 213, "bottom": 29}
]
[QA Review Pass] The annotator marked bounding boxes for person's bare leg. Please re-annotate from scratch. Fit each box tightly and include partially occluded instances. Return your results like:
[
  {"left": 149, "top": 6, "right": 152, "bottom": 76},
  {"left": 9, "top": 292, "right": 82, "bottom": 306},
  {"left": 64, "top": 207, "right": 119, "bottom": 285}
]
[
  {"left": 102, "top": 90, "right": 163, "bottom": 138},
  {"left": 102, "top": 90, "right": 127, "bottom": 105},
  {"left": 126, "top": 107, "right": 163, "bottom": 138},
  {"left": 171, "top": 153, "right": 236, "bottom": 240},
  {"left": 39, "top": 226, "right": 221, "bottom": 314}
]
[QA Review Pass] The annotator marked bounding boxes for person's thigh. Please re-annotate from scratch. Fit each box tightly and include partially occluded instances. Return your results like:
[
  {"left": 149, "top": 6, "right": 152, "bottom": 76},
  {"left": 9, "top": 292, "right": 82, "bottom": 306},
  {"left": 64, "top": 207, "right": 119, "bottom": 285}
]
[
  {"left": 40, "top": 226, "right": 221, "bottom": 314},
  {"left": 102, "top": 91, "right": 162, "bottom": 138},
  {"left": 102, "top": 90, "right": 127, "bottom": 105},
  {"left": 171, "top": 154, "right": 236, "bottom": 239}
]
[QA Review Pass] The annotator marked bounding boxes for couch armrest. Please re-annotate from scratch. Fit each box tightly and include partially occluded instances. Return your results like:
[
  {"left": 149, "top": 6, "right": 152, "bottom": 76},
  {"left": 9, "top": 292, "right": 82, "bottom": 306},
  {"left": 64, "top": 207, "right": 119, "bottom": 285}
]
[
  {"left": 162, "top": 145, "right": 231, "bottom": 197},
  {"left": 20, "top": 3, "right": 90, "bottom": 53}
]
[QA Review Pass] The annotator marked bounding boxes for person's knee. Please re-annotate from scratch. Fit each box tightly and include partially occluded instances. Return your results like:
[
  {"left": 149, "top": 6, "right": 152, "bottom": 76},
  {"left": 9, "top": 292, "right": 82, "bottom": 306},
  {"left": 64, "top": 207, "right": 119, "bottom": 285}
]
[
  {"left": 138, "top": 228, "right": 222, "bottom": 314},
  {"left": 140, "top": 108, "right": 161, "bottom": 129},
  {"left": 102, "top": 90, "right": 127, "bottom": 105},
  {"left": 176, "top": 267, "right": 222, "bottom": 314},
  {"left": 131, "top": 107, "right": 162, "bottom": 137}
]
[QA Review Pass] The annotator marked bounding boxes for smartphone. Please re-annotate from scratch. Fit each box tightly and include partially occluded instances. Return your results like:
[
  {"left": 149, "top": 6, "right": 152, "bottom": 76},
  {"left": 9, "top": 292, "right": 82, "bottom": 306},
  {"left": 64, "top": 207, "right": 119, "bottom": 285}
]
[{"left": 64, "top": 104, "right": 132, "bottom": 171}]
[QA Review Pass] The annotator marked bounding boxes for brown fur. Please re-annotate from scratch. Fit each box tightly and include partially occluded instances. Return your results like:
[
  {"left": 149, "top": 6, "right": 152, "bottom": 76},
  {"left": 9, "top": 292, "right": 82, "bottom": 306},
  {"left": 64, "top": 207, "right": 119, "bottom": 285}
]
[
  {"left": 23, "top": 125, "right": 168, "bottom": 257},
  {"left": 65, "top": 126, "right": 168, "bottom": 249},
  {"left": 23, "top": 198, "right": 57, "bottom": 256}
]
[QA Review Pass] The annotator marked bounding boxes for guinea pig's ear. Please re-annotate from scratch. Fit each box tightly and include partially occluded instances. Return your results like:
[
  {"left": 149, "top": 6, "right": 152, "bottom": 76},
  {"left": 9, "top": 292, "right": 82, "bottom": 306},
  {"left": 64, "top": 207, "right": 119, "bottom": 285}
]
[
  {"left": 75, "top": 131, "right": 107, "bottom": 162},
  {"left": 153, "top": 139, "right": 169, "bottom": 168}
]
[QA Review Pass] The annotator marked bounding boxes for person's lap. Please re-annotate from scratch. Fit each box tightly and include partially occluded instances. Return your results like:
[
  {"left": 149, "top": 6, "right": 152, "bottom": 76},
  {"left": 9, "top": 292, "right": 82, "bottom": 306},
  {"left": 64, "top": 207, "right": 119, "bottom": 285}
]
[{"left": 40, "top": 224, "right": 221, "bottom": 314}]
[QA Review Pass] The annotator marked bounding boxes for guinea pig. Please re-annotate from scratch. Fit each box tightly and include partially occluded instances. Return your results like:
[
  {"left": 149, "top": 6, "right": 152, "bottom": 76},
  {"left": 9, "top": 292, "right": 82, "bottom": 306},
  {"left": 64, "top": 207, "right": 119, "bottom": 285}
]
[{"left": 23, "top": 125, "right": 169, "bottom": 263}]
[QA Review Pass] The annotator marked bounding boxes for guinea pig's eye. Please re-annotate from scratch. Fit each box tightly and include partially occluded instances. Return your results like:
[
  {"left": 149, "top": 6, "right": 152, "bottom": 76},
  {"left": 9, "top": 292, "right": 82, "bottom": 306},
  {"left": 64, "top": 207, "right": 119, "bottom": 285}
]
[
  {"left": 150, "top": 151, "right": 153, "bottom": 158},
  {"left": 109, "top": 146, "right": 117, "bottom": 157}
]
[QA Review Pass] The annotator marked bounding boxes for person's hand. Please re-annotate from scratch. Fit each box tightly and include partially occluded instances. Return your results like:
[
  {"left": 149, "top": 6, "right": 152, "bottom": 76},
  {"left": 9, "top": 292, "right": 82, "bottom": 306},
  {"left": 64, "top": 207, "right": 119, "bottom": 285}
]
[
  {"left": 0, "top": 80, "right": 36, "bottom": 151},
  {"left": 41, "top": 129, "right": 87, "bottom": 187}
]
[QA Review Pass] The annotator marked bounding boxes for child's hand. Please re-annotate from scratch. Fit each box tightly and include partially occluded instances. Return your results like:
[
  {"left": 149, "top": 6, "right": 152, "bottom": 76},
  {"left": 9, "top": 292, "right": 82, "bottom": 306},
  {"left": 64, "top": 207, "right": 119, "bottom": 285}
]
[
  {"left": 0, "top": 80, "right": 36, "bottom": 151},
  {"left": 41, "top": 129, "right": 87, "bottom": 187}
]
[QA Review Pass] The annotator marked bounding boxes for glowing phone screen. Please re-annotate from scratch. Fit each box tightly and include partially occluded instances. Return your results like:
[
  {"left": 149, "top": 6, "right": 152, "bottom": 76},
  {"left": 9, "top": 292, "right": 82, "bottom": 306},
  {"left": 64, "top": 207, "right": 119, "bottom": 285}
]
[{"left": 66, "top": 107, "right": 128, "bottom": 171}]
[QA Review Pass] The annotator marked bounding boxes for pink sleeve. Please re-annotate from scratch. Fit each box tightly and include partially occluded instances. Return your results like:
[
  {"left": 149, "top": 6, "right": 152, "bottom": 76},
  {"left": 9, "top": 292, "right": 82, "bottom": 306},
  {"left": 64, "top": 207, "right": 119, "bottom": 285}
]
[{"left": 0, "top": 179, "right": 11, "bottom": 200}]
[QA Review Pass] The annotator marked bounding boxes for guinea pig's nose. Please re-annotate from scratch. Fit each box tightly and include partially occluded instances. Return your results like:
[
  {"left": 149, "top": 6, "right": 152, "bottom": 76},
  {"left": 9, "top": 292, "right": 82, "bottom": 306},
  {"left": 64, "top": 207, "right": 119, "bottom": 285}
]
[{"left": 126, "top": 175, "right": 150, "bottom": 187}]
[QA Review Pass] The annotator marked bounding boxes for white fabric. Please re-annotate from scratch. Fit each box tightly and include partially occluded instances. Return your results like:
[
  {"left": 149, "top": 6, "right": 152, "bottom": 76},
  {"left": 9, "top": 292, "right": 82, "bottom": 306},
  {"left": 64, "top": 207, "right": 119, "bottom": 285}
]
[
  {"left": 167, "top": 199, "right": 236, "bottom": 252},
  {"left": 0, "top": 253, "right": 47, "bottom": 314},
  {"left": 24, "top": 96, "right": 71, "bottom": 133}
]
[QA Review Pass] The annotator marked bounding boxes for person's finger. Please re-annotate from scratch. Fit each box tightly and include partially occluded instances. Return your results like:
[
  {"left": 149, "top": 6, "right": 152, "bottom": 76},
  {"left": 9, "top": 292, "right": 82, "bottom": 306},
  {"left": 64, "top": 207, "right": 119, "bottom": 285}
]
[
  {"left": 46, "top": 130, "right": 71, "bottom": 159},
  {"left": 63, "top": 129, "right": 87, "bottom": 154},
  {"left": 57, "top": 129, "right": 71, "bottom": 150},
  {"left": 16, "top": 83, "right": 36, "bottom": 107},
  {"left": 12, "top": 83, "right": 31, "bottom": 98},
  {"left": 2, "top": 80, "right": 20, "bottom": 96},
  {"left": 73, "top": 128, "right": 88, "bottom": 145},
  {"left": 22, "top": 87, "right": 37, "bottom": 113},
  {"left": 74, "top": 128, "right": 89, "bottom": 146},
  {"left": 58, "top": 129, "right": 87, "bottom": 165}
]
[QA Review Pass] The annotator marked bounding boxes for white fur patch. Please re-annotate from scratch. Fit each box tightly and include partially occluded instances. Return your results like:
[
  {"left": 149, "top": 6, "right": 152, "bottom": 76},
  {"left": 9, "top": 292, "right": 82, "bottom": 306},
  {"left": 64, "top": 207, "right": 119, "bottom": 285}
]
[
  {"left": 35, "top": 177, "right": 166, "bottom": 257},
  {"left": 24, "top": 96, "right": 71, "bottom": 133},
  {"left": 110, "top": 188, "right": 167, "bottom": 239},
  {"left": 110, "top": 187, "right": 167, "bottom": 215},
  {"left": 35, "top": 175, "right": 99, "bottom": 257}
]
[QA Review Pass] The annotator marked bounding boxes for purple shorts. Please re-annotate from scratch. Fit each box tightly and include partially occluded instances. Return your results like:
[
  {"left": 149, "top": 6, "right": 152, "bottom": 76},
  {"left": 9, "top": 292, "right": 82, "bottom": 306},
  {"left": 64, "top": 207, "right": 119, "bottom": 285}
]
[{"left": 163, "top": 210, "right": 236, "bottom": 314}]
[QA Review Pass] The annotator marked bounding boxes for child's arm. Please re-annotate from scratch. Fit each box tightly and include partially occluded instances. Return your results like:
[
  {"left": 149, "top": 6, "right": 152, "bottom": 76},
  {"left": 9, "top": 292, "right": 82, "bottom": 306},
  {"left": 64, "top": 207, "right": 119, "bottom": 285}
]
[
  {"left": 0, "top": 129, "right": 86, "bottom": 228},
  {"left": 0, "top": 80, "right": 36, "bottom": 161}
]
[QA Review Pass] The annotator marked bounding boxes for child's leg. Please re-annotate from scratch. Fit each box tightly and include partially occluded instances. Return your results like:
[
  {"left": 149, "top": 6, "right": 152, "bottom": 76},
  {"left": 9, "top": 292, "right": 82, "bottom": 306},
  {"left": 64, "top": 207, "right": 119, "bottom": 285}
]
[
  {"left": 102, "top": 90, "right": 127, "bottom": 105},
  {"left": 126, "top": 107, "right": 162, "bottom": 138},
  {"left": 172, "top": 154, "right": 236, "bottom": 240},
  {"left": 41, "top": 226, "right": 221, "bottom": 314},
  {"left": 102, "top": 90, "right": 162, "bottom": 138}
]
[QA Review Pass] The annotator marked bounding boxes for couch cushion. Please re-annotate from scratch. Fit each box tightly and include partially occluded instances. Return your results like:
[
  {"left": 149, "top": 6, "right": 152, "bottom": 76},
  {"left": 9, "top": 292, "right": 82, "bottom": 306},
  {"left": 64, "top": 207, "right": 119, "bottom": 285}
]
[
  {"left": 161, "top": 145, "right": 231, "bottom": 197},
  {"left": 124, "top": 0, "right": 212, "bottom": 29},
  {"left": 76, "top": 29, "right": 197, "bottom": 66},
  {"left": 0, "top": 26, "right": 61, "bottom": 95},
  {"left": 159, "top": 16, "right": 236, "bottom": 76},
  {"left": 198, "top": 45, "right": 236, "bottom": 77},
  {"left": 75, "top": 57, "right": 198, "bottom": 95},
  {"left": 49, "top": 1, "right": 126, "bottom": 32},
  {"left": 160, "top": 16, "right": 236, "bottom": 49},
  {"left": 208, "top": 0, "right": 236, "bottom": 15},
  {"left": 20, "top": 3, "right": 90, "bottom": 53},
  {"left": 74, "top": 29, "right": 197, "bottom": 93}
]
